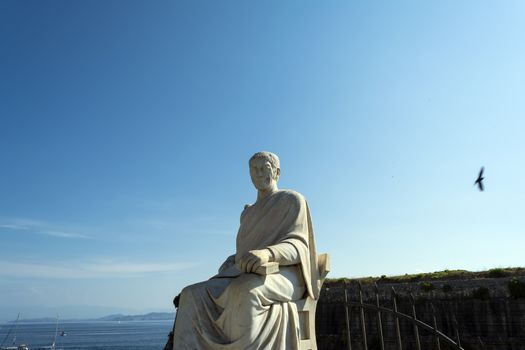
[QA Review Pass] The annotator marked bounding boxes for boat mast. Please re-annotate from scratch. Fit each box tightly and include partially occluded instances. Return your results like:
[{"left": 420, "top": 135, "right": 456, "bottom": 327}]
[
  {"left": 51, "top": 315, "right": 59, "bottom": 350},
  {"left": 12, "top": 313, "right": 19, "bottom": 345},
  {"left": 0, "top": 312, "right": 20, "bottom": 347}
]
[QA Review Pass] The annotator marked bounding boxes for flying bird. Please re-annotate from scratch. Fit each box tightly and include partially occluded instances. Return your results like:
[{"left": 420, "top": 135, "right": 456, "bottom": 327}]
[{"left": 474, "top": 167, "right": 485, "bottom": 191}]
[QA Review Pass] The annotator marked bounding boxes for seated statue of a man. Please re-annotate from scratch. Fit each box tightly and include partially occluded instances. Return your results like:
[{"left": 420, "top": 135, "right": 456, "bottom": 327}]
[{"left": 171, "top": 151, "right": 319, "bottom": 350}]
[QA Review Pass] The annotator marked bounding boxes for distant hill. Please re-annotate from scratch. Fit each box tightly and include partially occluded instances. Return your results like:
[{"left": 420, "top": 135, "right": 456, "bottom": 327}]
[
  {"left": 9, "top": 312, "right": 175, "bottom": 323},
  {"left": 9, "top": 317, "right": 61, "bottom": 323},
  {"left": 97, "top": 312, "right": 175, "bottom": 321}
]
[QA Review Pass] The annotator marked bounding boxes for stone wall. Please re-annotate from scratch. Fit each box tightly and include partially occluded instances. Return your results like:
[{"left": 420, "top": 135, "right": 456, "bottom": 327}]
[{"left": 316, "top": 276, "right": 525, "bottom": 350}]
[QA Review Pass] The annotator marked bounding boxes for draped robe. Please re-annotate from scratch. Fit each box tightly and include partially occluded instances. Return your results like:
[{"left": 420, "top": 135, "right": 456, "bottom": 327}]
[{"left": 172, "top": 190, "right": 319, "bottom": 350}]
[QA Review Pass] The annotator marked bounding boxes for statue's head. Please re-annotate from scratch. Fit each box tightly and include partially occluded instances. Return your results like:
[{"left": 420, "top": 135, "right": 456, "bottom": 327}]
[{"left": 249, "top": 151, "right": 280, "bottom": 191}]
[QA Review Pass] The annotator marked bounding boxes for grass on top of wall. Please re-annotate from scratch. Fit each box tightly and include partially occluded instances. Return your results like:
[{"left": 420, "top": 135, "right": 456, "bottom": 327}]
[{"left": 325, "top": 267, "right": 525, "bottom": 285}]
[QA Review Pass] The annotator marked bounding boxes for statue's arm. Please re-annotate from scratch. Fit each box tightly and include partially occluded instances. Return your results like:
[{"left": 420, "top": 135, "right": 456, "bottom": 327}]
[
  {"left": 238, "top": 191, "right": 307, "bottom": 273},
  {"left": 237, "top": 242, "right": 300, "bottom": 273},
  {"left": 266, "top": 242, "right": 300, "bottom": 266}
]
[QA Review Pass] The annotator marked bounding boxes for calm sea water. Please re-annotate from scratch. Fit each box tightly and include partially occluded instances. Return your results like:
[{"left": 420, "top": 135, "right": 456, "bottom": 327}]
[{"left": 0, "top": 320, "right": 173, "bottom": 350}]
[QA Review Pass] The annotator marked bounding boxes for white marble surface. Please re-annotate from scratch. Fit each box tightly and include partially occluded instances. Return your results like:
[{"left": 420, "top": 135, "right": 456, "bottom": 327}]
[{"left": 172, "top": 152, "right": 320, "bottom": 350}]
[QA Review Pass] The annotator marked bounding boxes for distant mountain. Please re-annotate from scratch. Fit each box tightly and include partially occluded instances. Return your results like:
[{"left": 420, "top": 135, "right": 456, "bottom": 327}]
[
  {"left": 8, "top": 317, "right": 61, "bottom": 323},
  {"left": 8, "top": 312, "right": 175, "bottom": 323},
  {"left": 0, "top": 305, "right": 143, "bottom": 323},
  {"left": 97, "top": 312, "right": 175, "bottom": 321}
]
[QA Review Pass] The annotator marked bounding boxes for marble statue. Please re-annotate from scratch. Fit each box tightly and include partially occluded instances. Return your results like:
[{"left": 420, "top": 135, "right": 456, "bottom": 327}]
[{"left": 171, "top": 151, "right": 321, "bottom": 350}]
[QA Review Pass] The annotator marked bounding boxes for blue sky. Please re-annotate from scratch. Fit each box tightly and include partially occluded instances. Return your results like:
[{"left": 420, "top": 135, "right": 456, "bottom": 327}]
[{"left": 1, "top": 0, "right": 524, "bottom": 321}]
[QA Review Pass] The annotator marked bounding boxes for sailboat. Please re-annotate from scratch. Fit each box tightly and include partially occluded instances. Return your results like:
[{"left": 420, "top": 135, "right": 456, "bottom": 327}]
[
  {"left": 34, "top": 316, "right": 62, "bottom": 350},
  {"left": 1, "top": 314, "right": 63, "bottom": 350},
  {"left": 0, "top": 313, "right": 29, "bottom": 350}
]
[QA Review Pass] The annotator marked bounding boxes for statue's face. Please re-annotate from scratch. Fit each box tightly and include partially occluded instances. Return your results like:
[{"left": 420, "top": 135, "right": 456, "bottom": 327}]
[{"left": 250, "top": 157, "right": 279, "bottom": 191}]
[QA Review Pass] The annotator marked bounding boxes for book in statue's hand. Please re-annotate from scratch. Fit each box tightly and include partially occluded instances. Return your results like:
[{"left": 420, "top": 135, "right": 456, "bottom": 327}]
[{"left": 254, "top": 262, "right": 279, "bottom": 275}]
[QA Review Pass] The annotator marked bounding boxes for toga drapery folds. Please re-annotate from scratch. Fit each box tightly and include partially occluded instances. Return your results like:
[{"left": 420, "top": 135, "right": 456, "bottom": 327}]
[{"left": 172, "top": 189, "right": 319, "bottom": 350}]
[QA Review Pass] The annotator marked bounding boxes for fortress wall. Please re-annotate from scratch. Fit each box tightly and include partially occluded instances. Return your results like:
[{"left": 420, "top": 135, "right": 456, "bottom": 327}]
[{"left": 316, "top": 276, "right": 525, "bottom": 350}]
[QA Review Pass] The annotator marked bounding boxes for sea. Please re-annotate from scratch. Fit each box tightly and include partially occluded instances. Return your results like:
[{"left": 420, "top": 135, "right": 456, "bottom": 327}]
[{"left": 0, "top": 320, "right": 173, "bottom": 350}]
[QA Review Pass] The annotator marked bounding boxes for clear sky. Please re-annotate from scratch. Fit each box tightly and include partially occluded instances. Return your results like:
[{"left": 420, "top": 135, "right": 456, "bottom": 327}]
[{"left": 1, "top": 0, "right": 524, "bottom": 321}]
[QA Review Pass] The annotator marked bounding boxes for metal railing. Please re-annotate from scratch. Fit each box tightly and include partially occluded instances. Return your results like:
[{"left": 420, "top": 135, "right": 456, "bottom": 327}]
[{"left": 339, "top": 282, "right": 466, "bottom": 350}]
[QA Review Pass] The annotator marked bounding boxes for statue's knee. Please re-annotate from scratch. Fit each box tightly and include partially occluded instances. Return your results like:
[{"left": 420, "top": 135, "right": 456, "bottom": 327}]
[
  {"left": 180, "top": 282, "right": 208, "bottom": 303},
  {"left": 179, "top": 285, "right": 196, "bottom": 304}
]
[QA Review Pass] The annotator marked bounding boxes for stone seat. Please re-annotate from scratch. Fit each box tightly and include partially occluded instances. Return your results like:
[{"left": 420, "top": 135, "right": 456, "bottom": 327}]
[{"left": 292, "top": 253, "right": 330, "bottom": 350}]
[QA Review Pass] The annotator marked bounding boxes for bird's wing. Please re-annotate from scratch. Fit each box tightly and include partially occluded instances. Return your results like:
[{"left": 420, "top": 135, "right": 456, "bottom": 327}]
[
  {"left": 479, "top": 167, "right": 484, "bottom": 178},
  {"left": 478, "top": 180, "right": 484, "bottom": 191}
]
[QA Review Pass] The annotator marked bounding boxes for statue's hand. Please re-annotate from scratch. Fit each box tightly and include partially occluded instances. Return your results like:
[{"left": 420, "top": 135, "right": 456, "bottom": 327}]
[{"left": 238, "top": 249, "right": 271, "bottom": 273}]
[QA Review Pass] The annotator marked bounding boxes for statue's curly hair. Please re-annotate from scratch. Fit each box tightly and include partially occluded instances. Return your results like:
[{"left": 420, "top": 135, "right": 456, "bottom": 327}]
[{"left": 249, "top": 151, "right": 280, "bottom": 170}]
